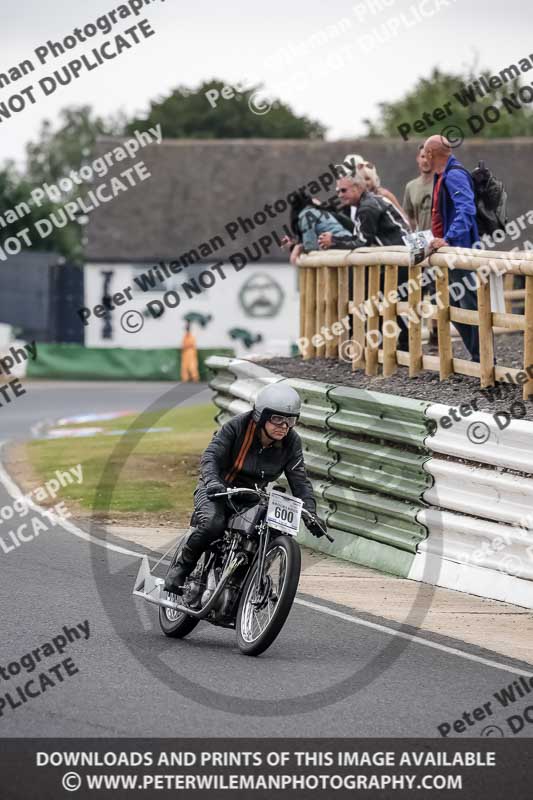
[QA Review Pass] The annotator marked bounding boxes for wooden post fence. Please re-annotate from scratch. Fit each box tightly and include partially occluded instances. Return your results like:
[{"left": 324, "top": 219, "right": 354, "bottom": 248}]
[{"left": 298, "top": 246, "right": 533, "bottom": 400}]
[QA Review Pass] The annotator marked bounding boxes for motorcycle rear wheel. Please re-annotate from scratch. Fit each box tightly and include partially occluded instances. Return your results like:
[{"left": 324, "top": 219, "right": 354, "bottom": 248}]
[
  {"left": 159, "top": 541, "right": 202, "bottom": 638},
  {"left": 235, "top": 534, "right": 301, "bottom": 656},
  {"left": 158, "top": 599, "right": 200, "bottom": 638}
]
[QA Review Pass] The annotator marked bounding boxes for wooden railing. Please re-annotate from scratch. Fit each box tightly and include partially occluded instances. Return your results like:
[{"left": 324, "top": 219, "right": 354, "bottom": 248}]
[{"left": 297, "top": 246, "right": 533, "bottom": 400}]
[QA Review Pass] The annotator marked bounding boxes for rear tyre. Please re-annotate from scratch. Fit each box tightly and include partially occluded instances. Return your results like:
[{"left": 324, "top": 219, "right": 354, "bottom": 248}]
[
  {"left": 236, "top": 534, "right": 301, "bottom": 657},
  {"left": 158, "top": 540, "right": 202, "bottom": 638},
  {"left": 158, "top": 600, "right": 199, "bottom": 638}
]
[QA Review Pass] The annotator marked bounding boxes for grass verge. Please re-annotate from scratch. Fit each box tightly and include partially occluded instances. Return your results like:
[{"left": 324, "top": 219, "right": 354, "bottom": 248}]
[{"left": 11, "top": 403, "right": 216, "bottom": 527}]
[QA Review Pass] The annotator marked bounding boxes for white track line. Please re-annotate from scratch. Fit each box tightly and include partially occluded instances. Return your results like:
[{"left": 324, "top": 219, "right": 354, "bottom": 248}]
[
  {"left": 295, "top": 598, "right": 533, "bottom": 677},
  {"left": 1, "top": 443, "right": 531, "bottom": 678},
  {"left": 0, "top": 443, "right": 167, "bottom": 563}
]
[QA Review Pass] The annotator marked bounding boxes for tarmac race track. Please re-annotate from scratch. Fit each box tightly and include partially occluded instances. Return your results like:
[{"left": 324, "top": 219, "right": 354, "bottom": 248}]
[{"left": 0, "top": 380, "right": 531, "bottom": 737}]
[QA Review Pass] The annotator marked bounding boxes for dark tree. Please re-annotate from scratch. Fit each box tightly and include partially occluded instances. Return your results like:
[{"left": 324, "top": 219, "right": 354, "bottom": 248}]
[{"left": 125, "top": 80, "right": 326, "bottom": 139}]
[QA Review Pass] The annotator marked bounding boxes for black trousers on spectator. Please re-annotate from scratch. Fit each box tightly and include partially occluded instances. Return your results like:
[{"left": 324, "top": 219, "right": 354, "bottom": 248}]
[{"left": 448, "top": 269, "right": 480, "bottom": 362}]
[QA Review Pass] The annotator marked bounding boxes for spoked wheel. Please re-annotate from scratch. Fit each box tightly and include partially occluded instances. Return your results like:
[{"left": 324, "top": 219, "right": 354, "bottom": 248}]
[
  {"left": 158, "top": 596, "right": 199, "bottom": 638},
  {"left": 236, "top": 535, "right": 301, "bottom": 656},
  {"left": 158, "top": 545, "right": 203, "bottom": 639}
]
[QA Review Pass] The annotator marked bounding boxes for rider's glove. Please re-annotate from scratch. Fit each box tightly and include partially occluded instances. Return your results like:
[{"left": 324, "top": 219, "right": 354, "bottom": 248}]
[
  {"left": 206, "top": 480, "right": 226, "bottom": 499},
  {"left": 305, "top": 514, "right": 326, "bottom": 538}
]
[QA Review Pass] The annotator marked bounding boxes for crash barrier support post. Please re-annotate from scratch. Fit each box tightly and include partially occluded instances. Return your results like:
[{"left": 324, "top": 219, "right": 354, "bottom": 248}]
[{"left": 297, "top": 246, "right": 533, "bottom": 400}]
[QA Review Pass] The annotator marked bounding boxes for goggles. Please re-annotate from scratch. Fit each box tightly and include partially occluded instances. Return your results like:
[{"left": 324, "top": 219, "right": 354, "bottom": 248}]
[{"left": 268, "top": 414, "right": 298, "bottom": 428}]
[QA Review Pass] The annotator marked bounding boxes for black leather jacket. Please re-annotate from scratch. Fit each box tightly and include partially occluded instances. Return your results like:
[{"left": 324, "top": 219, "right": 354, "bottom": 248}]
[
  {"left": 329, "top": 191, "right": 410, "bottom": 248},
  {"left": 200, "top": 411, "right": 316, "bottom": 513}
]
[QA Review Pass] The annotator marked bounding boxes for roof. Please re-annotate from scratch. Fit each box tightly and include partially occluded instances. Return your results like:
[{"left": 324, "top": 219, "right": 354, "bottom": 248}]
[
  {"left": 86, "top": 137, "right": 533, "bottom": 262},
  {"left": 1, "top": 250, "right": 64, "bottom": 269}
]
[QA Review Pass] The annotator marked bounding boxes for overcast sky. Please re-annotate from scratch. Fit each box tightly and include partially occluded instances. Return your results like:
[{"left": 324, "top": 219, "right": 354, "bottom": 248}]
[{"left": 2, "top": 0, "right": 533, "bottom": 168}]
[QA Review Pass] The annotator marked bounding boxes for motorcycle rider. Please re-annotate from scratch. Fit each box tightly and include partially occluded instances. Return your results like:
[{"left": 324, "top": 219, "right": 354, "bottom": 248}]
[{"left": 164, "top": 383, "right": 326, "bottom": 594}]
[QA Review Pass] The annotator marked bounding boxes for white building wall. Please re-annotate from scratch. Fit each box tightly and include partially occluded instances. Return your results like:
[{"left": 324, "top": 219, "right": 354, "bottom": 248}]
[{"left": 83, "top": 261, "right": 299, "bottom": 358}]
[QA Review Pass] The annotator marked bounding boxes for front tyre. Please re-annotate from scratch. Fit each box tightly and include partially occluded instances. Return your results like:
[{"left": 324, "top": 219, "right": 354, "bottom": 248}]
[{"left": 236, "top": 534, "right": 301, "bottom": 657}]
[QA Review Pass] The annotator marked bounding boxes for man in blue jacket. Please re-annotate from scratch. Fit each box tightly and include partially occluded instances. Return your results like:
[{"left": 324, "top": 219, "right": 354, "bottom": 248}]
[{"left": 425, "top": 135, "right": 480, "bottom": 362}]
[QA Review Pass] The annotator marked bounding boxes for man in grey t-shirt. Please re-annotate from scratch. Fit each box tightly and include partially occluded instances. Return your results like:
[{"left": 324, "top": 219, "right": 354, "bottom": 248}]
[{"left": 403, "top": 145, "right": 434, "bottom": 231}]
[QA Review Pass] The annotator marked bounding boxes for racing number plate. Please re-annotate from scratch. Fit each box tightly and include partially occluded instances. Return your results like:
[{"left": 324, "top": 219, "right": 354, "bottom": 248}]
[{"left": 266, "top": 491, "right": 303, "bottom": 536}]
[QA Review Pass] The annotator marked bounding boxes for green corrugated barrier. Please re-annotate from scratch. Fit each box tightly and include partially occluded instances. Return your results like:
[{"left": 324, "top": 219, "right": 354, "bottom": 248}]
[
  {"left": 287, "top": 378, "right": 337, "bottom": 429},
  {"left": 28, "top": 344, "right": 234, "bottom": 381},
  {"left": 205, "top": 357, "right": 433, "bottom": 578},
  {"left": 327, "top": 385, "right": 429, "bottom": 446},
  {"left": 328, "top": 435, "right": 431, "bottom": 503}
]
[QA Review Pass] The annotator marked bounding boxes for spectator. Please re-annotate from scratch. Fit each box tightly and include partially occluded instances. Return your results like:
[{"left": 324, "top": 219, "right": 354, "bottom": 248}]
[
  {"left": 404, "top": 144, "right": 437, "bottom": 343},
  {"left": 280, "top": 154, "right": 367, "bottom": 252},
  {"left": 318, "top": 173, "right": 411, "bottom": 350},
  {"left": 424, "top": 134, "right": 480, "bottom": 362},
  {"left": 403, "top": 144, "right": 434, "bottom": 231},
  {"left": 318, "top": 173, "right": 410, "bottom": 249},
  {"left": 181, "top": 321, "right": 199, "bottom": 382},
  {"left": 333, "top": 154, "right": 366, "bottom": 226},
  {"left": 287, "top": 191, "right": 354, "bottom": 265},
  {"left": 360, "top": 164, "right": 409, "bottom": 224}
]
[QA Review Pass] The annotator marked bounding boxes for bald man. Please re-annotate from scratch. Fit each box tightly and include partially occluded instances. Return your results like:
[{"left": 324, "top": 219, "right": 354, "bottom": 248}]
[{"left": 424, "top": 135, "right": 480, "bottom": 362}]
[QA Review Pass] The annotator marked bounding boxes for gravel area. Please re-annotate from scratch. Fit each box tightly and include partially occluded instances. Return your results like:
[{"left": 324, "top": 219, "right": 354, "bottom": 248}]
[{"left": 261, "top": 331, "right": 533, "bottom": 420}]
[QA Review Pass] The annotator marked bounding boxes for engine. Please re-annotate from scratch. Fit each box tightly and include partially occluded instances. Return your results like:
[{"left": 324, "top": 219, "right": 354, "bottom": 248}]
[{"left": 212, "top": 581, "right": 241, "bottom": 624}]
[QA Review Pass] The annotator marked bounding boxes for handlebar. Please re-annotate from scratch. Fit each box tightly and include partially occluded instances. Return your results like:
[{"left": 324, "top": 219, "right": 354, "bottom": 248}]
[
  {"left": 302, "top": 507, "right": 335, "bottom": 542},
  {"left": 210, "top": 487, "right": 264, "bottom": 498},
  {"left": 210, "top": 487, "right": 334, "bottom": 542}
]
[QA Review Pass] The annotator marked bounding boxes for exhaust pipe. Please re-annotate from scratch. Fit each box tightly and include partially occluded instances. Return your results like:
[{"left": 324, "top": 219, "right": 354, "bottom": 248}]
[{"left": 133, "top": 553, "right": 247, "bottom": 619}]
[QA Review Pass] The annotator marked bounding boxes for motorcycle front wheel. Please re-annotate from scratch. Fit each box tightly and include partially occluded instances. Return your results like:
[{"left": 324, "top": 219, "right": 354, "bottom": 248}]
[{"left": 236, "top": 534, "right": 301, "bottom": 657}]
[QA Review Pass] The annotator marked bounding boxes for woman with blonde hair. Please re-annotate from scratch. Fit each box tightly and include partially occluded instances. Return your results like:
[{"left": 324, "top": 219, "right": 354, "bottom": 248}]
[{"left": 360, "top": 163, "right": 411, "bottom": 227}]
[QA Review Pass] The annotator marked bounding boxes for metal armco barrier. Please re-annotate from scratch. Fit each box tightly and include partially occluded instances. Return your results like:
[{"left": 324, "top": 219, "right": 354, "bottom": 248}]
[
  {"left": 425, "top": 403, "right": 533, "bottom": 473},
  {"left": 206, "top": 356, "right": 431, "bottom": 578},
  {"left": 423, "top": 460, "right": 533, "bottom": 527},
  {"left": 410, "top": 508, "right": 533, "bottom": 609},
  {"left": 206, "top": 357, "right": 533, "bottom": 609},
  {"left": 419, "top": 403, "right": 533, "bottom": 609},
  {"left": 328, "top": 386, "right": 429, "bottom": 447}
]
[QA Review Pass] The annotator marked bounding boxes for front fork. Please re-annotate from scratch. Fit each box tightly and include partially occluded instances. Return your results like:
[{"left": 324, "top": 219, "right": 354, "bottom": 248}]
[{"left": 251, "top": 522, "right": 272, "bottom": 606}]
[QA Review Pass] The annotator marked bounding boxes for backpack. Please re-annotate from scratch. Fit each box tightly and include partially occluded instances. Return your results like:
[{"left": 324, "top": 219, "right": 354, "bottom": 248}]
[{"left": 449, "top": 160, "right": 508, "bottom": 237}]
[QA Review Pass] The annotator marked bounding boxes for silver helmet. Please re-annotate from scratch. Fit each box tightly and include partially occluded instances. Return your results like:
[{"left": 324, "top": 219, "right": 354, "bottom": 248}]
[{"left": 253, "top": 383, "right": 301, "bottom": 423}]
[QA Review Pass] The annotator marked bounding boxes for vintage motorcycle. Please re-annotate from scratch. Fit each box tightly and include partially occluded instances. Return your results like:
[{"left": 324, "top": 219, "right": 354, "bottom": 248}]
[{"left": 133, "top": 485, "right": 332, "bottom": 656}]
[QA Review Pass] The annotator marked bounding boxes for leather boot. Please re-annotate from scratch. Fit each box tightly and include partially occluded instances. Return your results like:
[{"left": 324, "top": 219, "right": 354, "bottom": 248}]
[
  {"left": 164, "top": 533, "right": 204, "bottom": 594},
  {"left": 164, "top": 563, "right": 192, "bottom": 595}
]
